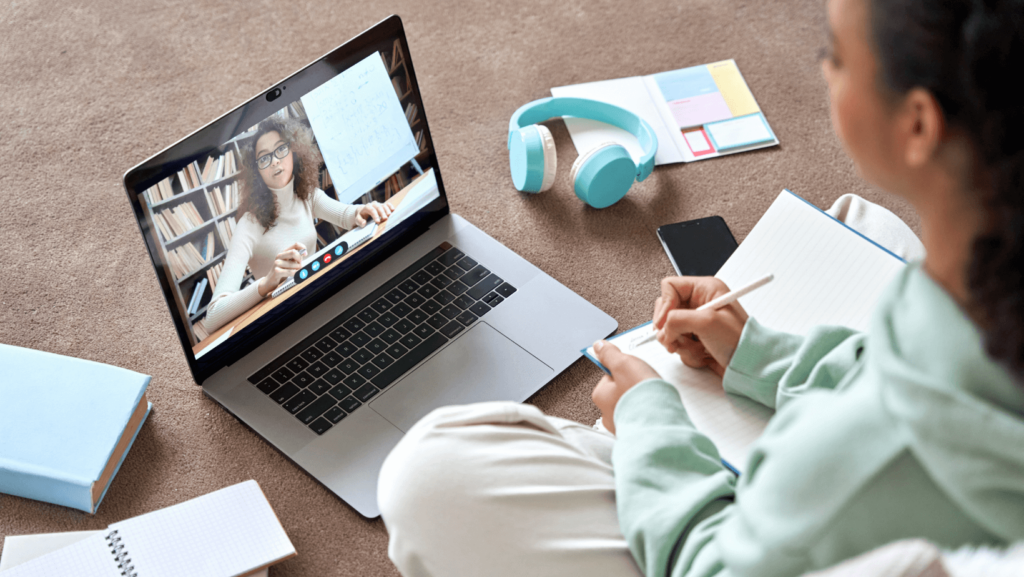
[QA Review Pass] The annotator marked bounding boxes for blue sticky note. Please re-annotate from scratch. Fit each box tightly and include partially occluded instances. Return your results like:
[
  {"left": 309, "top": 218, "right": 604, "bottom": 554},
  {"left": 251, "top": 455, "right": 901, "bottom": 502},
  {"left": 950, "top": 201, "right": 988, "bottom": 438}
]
[{"left": 654, "top": 65, "right": 720, "bottom": 101}]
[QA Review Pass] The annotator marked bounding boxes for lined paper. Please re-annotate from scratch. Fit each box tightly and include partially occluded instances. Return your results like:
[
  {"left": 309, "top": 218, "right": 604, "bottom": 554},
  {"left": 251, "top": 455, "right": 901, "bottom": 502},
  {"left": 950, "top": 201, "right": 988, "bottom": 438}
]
[{"left": 591, "top": 190, "right": 906, "bottom": 470}]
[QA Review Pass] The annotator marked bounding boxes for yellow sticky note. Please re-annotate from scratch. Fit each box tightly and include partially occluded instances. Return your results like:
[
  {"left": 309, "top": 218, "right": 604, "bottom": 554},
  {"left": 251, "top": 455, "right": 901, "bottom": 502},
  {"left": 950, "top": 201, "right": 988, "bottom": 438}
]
[{"left": 708, "top": 60, "right": 760, "bottom": 118}]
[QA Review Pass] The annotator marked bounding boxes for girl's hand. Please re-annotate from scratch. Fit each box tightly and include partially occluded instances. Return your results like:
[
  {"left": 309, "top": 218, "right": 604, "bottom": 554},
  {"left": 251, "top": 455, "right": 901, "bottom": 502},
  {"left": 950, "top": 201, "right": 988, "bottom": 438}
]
[
  {"left": 652, "top": 276, "right": 748, "bottom": 377},
  {"left": 591, "top": 340, "right": 661, "bottom": 434},
  {"left": 258, "top": 242, "right": 306, "bottom": 297},
  {"left": 356, "top": 201, "right": 395, "bottom": 226}
]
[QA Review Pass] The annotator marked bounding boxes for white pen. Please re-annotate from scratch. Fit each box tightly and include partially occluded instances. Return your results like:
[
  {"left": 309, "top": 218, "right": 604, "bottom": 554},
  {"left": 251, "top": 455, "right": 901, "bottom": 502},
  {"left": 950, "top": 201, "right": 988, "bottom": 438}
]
[{"left": 632, "top": 274, "right": 775, "bottom": 349}]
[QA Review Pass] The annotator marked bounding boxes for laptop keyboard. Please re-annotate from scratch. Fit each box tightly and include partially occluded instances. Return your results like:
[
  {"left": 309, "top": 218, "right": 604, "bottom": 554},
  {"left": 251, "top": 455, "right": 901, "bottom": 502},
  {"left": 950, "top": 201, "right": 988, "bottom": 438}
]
[{"left": 247, "top": 244, "right": 517, "bottom": 435}]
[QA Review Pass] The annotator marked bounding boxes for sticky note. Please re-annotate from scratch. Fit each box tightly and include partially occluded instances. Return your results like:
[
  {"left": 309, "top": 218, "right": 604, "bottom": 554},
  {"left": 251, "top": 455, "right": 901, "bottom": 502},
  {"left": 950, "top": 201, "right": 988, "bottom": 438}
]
[
  {"left": 708, "top": 60, "right": 760, "bottom": 118},
  {"left": 705, "top": 113, "right": 775, "bottom": 151},
  {"left": 684, "top": 130, "right": 715, "bottom": 157},
  {"left": 667, "top": 92, "right": 732, "bottom": 129},
  {"left": 653, "top": 65, "right": 720, "bottom": 101}
]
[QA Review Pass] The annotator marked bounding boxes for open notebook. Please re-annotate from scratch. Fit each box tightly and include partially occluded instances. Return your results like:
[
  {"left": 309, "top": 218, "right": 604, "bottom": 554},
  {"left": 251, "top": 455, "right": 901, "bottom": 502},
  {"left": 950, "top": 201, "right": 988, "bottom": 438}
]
[
  {"left": 0, "top": 480, "right": 295, "bottom": 577},
  {"left": 584, "top": 190, "right": 907, "bottom": 471}
]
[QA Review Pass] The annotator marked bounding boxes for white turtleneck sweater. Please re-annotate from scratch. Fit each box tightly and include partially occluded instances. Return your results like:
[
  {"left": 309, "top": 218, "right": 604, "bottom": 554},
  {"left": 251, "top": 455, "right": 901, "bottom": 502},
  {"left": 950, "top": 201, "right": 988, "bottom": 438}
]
[{"left": 204, "top": 179, "right": 360, "bottom": 333}]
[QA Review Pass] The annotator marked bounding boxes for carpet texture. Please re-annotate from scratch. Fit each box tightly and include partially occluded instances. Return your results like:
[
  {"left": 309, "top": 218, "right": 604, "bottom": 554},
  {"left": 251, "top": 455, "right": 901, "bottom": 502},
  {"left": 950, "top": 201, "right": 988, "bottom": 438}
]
[{"left": 0, "top": 0, "right": 919, "bottom": 575}]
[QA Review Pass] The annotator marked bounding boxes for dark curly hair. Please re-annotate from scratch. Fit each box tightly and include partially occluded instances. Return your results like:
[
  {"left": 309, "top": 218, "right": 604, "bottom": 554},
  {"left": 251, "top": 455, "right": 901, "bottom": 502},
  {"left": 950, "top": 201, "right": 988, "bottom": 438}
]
[
  {"left": 236, "top": 114, "right": 323, "bottom": 233},
  {"left": 869, "top": 0, "right": 1024, "bottom": 380}
]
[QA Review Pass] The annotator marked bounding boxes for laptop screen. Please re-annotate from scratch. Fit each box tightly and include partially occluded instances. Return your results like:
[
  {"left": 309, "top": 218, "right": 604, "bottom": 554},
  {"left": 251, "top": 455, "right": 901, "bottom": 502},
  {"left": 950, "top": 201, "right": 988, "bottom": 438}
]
[{"left": 123, "top": 17, "right": 448, "bottom": 382}]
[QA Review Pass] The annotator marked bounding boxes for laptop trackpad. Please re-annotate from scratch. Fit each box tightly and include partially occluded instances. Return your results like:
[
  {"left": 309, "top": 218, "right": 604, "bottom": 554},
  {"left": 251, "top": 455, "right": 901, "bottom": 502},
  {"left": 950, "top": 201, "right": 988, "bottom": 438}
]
[{"left": 370, "top": 322, "right": 553, "bottom": 432}]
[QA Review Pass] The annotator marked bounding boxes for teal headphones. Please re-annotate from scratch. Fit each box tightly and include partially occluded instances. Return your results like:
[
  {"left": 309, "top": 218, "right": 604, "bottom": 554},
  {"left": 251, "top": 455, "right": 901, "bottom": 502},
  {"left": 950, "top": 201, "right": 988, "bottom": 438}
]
[{"left": 508, "top": 97, "right": 658, "bottom": 209}]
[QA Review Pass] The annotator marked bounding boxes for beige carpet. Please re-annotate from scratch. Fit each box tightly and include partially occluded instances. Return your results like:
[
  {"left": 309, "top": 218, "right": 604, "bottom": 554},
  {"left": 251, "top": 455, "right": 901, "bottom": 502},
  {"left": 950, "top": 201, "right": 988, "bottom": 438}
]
[{"left": 0, "top": 0, "right": 918, "bottom": 574}]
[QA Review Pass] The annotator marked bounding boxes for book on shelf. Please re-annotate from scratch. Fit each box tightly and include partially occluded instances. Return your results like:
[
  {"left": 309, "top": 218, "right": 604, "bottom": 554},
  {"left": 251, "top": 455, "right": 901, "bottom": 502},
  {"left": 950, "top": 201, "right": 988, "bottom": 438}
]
[
  {"left": 215, "top": 216, "right": 237, "bottom": 247},
  {"left": 193, "top": 318, "right": 209, "bottom": 341},
  {"left": 187, "top": 162, "right": 202, "bottom": 189},
  {"left": 404, "top": 102, "right": 418, "bottom": 125},
  {"left": 206, "top": 182, "right": 239, "bottom": 216},
  {"left": 188, "top": 278, "right": 208, "bottom": 316},
  {"left": 322, "top": 168, "right": 333, "bottom": 189},
  {"left": 206, "top": 261, "right": 224, "bottom": 289},
  {"left": 156, "top": 202, "right": 204, "bottom": 240}
]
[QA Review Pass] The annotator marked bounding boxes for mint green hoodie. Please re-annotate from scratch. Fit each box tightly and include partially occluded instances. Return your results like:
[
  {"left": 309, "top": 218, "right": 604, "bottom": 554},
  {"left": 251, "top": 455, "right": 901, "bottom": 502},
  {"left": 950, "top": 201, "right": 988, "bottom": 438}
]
[{"left": 612, "top": 263, "right": 1024, "bottom": 577}]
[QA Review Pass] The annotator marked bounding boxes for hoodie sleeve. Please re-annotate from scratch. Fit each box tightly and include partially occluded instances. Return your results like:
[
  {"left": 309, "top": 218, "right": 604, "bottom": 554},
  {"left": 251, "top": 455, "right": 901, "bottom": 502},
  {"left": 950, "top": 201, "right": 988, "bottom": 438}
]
[{"left": 722, "top": 317, "right": 866, "bottom": 410}]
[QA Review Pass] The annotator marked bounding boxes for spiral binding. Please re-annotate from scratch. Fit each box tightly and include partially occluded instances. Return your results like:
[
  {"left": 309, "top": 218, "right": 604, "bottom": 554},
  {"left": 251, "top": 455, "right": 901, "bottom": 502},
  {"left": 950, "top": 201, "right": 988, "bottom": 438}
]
[{"left": 105, "top": 530, "right": 138, "bottom": 577}]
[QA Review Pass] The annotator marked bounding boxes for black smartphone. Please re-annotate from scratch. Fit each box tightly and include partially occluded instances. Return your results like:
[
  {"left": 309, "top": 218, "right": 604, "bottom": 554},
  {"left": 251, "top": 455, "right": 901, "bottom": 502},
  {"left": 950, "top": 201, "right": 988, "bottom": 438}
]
[{"left": 656, "top": 216, "right": 738, "bottom": 276}]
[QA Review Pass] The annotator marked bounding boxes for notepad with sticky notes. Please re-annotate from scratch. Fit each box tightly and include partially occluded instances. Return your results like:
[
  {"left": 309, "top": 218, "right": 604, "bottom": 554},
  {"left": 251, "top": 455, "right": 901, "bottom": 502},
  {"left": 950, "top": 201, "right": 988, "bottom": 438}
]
[
  {"left": 583, "top": 190, "right": 907, "bottom": 471},
  {"left": 551, "top": 60, "right": 778, "bottom": 165}
]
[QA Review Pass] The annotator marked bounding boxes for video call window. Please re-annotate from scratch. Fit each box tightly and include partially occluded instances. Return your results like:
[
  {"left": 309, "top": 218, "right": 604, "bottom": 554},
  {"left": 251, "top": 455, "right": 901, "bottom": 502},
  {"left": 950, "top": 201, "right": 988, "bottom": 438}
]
[{"left": 136, "top": 40, "right": 439, "bottom": 358}]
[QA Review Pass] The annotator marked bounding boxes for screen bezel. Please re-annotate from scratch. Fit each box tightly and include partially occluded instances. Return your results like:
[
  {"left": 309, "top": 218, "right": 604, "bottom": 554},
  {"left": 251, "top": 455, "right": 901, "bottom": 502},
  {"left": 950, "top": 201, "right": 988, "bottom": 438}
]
[{"left": 121, "top": 15, "right": 450, "bottom": 385}]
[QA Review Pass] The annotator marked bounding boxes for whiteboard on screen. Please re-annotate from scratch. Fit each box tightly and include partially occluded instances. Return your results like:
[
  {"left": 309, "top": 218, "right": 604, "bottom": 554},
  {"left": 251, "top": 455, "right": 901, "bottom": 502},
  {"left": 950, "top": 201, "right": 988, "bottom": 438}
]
[{"left": 301, "top": 52, "right": 420, "bottom": 204}]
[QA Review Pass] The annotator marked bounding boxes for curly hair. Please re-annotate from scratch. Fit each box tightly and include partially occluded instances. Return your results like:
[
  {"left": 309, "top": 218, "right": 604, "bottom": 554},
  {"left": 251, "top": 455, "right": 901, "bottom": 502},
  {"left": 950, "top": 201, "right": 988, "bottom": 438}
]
[
  {"left": 236, "top": 114, "right": 323, "bottom": 233},
  {"left": 870, "top": 0, "right": 1024, "bottom": 380}
]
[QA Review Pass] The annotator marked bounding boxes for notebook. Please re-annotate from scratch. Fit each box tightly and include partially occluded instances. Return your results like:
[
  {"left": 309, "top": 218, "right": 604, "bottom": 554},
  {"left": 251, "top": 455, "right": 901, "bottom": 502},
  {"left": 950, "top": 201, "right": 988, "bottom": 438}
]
[
  {"left": 0, "top": 480, "right": 295, "bottom": 577},
  {"left": 0, "top": 344, "right": 152, "bottom": 514},
  {"left": 551, "top": 60, "right": 778, "bottom": 165},
  {"left": 584, "top": 190, "right": 907, "bottom": 471}
]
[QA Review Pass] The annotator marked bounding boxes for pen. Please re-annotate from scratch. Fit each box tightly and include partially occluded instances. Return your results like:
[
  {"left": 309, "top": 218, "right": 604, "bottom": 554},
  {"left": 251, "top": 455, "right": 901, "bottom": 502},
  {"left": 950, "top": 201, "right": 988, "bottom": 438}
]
[{"left": 633, "top": 274, "right": 775, "bottom": 348}]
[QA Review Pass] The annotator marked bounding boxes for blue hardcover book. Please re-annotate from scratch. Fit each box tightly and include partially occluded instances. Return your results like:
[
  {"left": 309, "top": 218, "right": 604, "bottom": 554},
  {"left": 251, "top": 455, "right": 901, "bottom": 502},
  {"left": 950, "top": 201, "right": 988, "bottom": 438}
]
[{"left": 0, "top": 344, "right": 152, "bottom": 513}]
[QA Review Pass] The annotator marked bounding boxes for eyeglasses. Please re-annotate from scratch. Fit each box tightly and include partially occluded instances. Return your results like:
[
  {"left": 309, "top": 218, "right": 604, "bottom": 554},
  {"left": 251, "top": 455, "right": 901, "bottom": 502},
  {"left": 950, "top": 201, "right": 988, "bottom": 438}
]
[{"left": 256, "top": 143, "right": 290, "bottom": 170}]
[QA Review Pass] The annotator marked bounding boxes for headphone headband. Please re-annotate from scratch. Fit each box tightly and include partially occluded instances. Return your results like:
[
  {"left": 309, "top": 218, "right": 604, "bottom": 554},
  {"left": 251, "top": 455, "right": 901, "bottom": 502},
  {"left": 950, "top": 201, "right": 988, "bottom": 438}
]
[{"left": 508, "top": 97, "right": 657, "bottom": 181}]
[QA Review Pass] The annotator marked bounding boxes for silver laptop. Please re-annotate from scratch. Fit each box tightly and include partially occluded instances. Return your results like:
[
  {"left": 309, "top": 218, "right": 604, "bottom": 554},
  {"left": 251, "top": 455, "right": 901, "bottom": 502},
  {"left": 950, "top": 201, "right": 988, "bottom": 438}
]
[{"left": 122, "top": 15, "right": 615, "bottom": 518}]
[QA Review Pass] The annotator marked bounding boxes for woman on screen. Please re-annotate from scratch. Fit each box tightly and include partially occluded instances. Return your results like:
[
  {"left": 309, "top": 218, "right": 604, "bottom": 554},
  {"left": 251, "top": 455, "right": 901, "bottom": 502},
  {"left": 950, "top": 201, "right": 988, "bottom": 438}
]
[{"left": 204, "top": 116, "right": 393, "bottom": 334}]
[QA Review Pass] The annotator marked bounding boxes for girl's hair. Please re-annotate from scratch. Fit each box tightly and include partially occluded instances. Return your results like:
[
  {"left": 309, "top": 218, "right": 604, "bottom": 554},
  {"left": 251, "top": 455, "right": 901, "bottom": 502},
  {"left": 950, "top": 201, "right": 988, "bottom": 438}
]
[
  {"left": 236, "top": 115, "right": 323, "bottom": 233},
  {"left": 870, "top": 0, "right": 1024, "bottom": 379}
]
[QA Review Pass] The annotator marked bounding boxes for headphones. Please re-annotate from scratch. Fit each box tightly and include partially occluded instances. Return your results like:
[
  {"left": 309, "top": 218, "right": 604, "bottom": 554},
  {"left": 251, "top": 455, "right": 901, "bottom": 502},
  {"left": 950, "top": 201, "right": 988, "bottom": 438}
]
[{"left": 508, "top": 97, "right": 658, "bottom": 209}]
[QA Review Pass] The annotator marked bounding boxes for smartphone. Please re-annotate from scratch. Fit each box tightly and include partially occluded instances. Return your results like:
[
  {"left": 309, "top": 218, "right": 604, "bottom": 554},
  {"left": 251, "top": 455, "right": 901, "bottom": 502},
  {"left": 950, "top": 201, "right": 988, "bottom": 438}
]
[{"left": 656, "top": 216, "right": 738, "bottom": 276}]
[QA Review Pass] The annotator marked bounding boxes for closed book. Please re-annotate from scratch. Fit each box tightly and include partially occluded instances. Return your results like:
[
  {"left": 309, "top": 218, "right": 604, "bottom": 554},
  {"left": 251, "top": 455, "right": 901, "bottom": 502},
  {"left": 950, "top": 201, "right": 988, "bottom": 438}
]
[{"left": 0, "top": 344, "right": 151, "bottom": 514}]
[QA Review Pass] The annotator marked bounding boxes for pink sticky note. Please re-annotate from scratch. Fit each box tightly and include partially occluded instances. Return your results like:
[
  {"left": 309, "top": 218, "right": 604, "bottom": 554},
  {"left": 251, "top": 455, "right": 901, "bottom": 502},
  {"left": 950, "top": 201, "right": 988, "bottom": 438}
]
[
  {"left": 668, "top": 92, "right": 733, "bottom": 129},
  {"left": 683, "top": 129, "right": 716, "bottom": 157}
]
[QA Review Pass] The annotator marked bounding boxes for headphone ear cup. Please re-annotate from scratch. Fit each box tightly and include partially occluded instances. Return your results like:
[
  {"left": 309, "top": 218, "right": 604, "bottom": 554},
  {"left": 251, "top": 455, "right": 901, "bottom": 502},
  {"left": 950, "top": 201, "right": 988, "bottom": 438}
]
[
  {"left": 536, "top": 125, "right": 557, "bottom": 192},
  {"left": 570, "top": 142, "right": 637, "bottom": 209},
  {"left": 508, "top": 124, "right": 557, "bottom": 193}
]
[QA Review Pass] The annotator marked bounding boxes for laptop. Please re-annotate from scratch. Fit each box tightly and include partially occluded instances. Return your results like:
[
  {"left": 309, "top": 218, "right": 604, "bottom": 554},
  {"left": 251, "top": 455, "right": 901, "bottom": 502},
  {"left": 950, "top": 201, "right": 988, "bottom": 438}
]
[{"left": 122, "top": 15, "right": 616, "bottom": 518}]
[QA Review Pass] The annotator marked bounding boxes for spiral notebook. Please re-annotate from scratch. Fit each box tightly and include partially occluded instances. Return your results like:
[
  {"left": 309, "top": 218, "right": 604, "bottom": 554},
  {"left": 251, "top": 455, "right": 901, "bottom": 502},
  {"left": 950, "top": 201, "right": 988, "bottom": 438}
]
[{"left": 0, "top": 481, "right": 295, "bottom": 577}]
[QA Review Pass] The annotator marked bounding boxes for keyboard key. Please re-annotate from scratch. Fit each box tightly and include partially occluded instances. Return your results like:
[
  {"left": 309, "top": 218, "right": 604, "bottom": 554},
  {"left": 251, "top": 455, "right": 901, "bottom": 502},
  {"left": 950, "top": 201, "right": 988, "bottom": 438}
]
[
  {"left": 343, "top": 318, "right": 365, "bottom": 333},
  {"left": 300, "top": 348, "right": 324, "bottom": 363},
  {"left": 286, "top": 357, "right": 309, "bottom": 374},
  {"left": 358, "top": 363, "right": 381, "bottom": 379},
  {"left": 399, "top": 280, "right": 420, "bottom": 294},
  {"left": 380, "top": 328, "right": 401, "bottom": 344},
  {"left": 257, "top": 378, "right": 280, "bottom": 395},
  {"left": 329, "top": 383, "right": 352, "bottom": 401},
  {"left": 385, "top": 288, "right": 406, "bottom": 304},
  {"left": 467, "top": 274, "right": 503, "bottom": 300},
  {"left": 421, "top": 299, "right": 441, "bottom": 315},
  {"left": 306, "top": 361, "right": 328, "bottom": 378},
  {"left": 440, "top": 320, "right": 465, "bottom": 338},
  {"left": 337, "top": 358, "right": 359, "bottom": 375},
  {"left": 483, "top": 292, "right": 499, "bottom": 304},
  {"left": 340, "top": 396, "right": 362, "bottom": 413},
  {"left": 427, "top": 314, "right": 448, "bottom": 329},
  {"left": 329, "top": 327, "right": 351, "bottom": 343},
  {"left": 291, "top": 372, "right": 314, "bottom": 388},
  {"left": 349, "top": 332, "right": 371, "bottom": 347},
  {"left": 323, "top": 368, "right": 345, "bottom": 386},
  {"left": 371, "top": 332, "right": 448, "bottom": 390},
  {"left": 378, "top": 312, "right": 399, "bottom": 327},
  {"left": 283, "top": 390, "right": 316, "bottom": 414},
  {"left": 456, "top": 310, "right": 478, "bottom": 327},
  {"left": 417, "top": 283, "right": 440, "bottom": 299},
  {"left": 442, "top": 267, "right": 465, "bottom": 281},
  {"left": 387, "top": 343, "right": 409, "bottom": 358},
  {"left": 315, "top": 335, "right": 337, "bottom": 353},
  {"left": 434, "top": 291, "right": 456, "bottom": 306},
  {"left": 270, "top": 383, "right": 300, "bottom": 404},
  {"left": 308, "top": 378, "right": 331, "bottom": 396},
  {"left": 336, "top": 341, "right": 358, "bottom": 357},
  {"left": 441, "top": 304, "right": 461, "bottom": 320},
  {"left": 322, "top": 351, "right": 344, "bottom": 367},
  {"left": 364, "top": 321, "right": 385, "bottom": 338},
  {"left": 358, "top": 308, "right": 379, "bottom": 323},
  {"left": 352, "top": 349, "right": 373, "bottom": 364},
  {"left": 489, "top": 295, "right": 504, "bottom": 306},
  {"left": 372, "top": 353, "right": 395, "bottom": 370},
  {"left": 309, "top": 418, "right": 333, "bottom": 435},
  {"left": 456, "top": 255, "right": 478, "bottom": 271},
  {"left": 413, "top": 324, "right": 435, "bottom": 339},
  {"left": 354, "top": 383, "right": 380, "bottom": 402},
  {"left": 392, "top": 301, "right": 414, "bottom": 317},
  {"left": 407, "top": 309, "right": 428, "bottom": 325},
  {"left": 272, "top": 367, "right": 295, "bottom": 384},
  {"left": 454, "top": 294, "right": 475, "bottom": 310},
  {"left": 343, "top": 373, "right": 367, "bottom": 390},
  {"left": 371, "top": 298, "right": 392, "bottom": 313},
  {"left": 400, "top": 333, "right": 422, "bottom": 349},
  {"left": 297, "top": 395, "right": 336, "bottom": 424},
  {"left": 447, "top": 280, "right": 469, "bottom": 296},
  {"left": 425, "top": 261, "right": 446, "bottom": 276},
  {"left": 469, "top": 301, "right": 491, "bottom": 317},
  {"left": 324, "top": 406, "right": 347, "bottom": 424},
  {"left": 412, "top": 270, "right": 432, "bottom": 284},
  {"left": 496, "top": 283, "right": 517, "bottom": 298},
  {"left": 394, "top": 318, "right": 415, "bottom": 334},
  {"left": 430, "top": 275, "right": 453, "bottom": 289},
  {"left": 462, "top": 265, "right": 490, "bottom": 286},
  {"left": 366, "top": 338, "right": 387, "bottom": 355},
  {"left": 438, "top": 248, "right": 464, "bottom": 266}
]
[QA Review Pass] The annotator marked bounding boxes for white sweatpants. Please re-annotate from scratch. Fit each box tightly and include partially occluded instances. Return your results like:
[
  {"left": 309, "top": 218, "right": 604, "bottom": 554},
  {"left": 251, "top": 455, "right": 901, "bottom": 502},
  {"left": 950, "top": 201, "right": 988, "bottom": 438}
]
[{"left": 377, "top": 195, "right": 924, "bottom": 577}]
